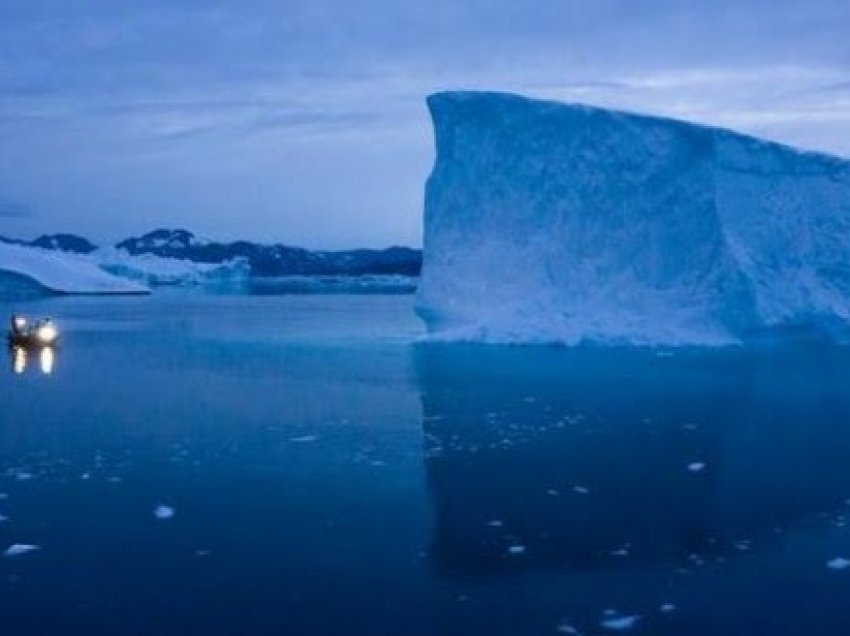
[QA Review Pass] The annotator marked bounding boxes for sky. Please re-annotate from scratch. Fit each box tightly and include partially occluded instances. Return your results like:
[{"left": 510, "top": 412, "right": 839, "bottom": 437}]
[{"left": 1, "top": 0, "right": 849, "bottom": 248}]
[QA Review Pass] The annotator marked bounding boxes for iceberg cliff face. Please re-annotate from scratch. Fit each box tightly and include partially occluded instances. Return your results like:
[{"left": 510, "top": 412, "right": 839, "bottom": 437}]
[{"left": 416, "top": 91, "right": 850, "bottom": 345}]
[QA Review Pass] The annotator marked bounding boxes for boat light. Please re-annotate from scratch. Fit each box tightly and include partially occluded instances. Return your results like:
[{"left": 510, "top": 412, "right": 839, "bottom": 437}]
[{"left": 37, "top": 323, "right": 58, "bottom": 344}]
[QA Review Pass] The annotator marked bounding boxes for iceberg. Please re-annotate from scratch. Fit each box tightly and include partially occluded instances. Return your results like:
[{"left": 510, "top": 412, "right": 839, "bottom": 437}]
[
  {"left": 416, "top": 91, "right": 850, "bottom": 345},
  {"left": 90, "top": 248, "right": 249, "bottom": 288},
  {"left": 0, "top": 242, "right": 149, "bottom": 296}
]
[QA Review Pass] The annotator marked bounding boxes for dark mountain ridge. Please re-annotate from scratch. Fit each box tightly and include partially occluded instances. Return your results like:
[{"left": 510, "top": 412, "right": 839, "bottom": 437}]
[{"left": 0, "top": 229, "right": 422, "bottom": 277}]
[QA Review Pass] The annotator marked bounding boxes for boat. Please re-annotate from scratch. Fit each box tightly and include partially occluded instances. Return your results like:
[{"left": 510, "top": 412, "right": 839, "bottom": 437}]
[{"left": 7, "top": 315, "right": 60, "bottom": 348}]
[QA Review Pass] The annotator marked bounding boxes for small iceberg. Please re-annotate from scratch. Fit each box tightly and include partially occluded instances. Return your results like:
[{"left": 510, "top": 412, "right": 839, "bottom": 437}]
[
  {"left": 0, "top": 242, "right": 148, "bottom": 295},
  {"left": 827, "top": 557, "right": 850, "bottom": 570},
  {"left": 599, "top": 614, "right": 641, "bottom": 631},
  {"left": 154, "top": 505, "right": 175, "bottom": 520},
  {"left": 4, "top": 543, "right": 40, "bottom": 557}
]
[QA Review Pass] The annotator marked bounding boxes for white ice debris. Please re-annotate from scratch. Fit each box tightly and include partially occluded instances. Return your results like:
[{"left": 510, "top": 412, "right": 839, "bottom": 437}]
[
  {"left": 659, "top": 603, "right": 677, "bottom": 613},
  {"left": 417, "top": 91, "right": 850, "bottom": 346},
  {"left": 4, "top": 544, "right": 40, "bottom": 557},
  {"left": 827, "top": 557, "right": 850, "bottom": 570},
  {"left": 687, "top": 462, "right": 707, "bottom": 472},
  {"left": 154, "top": 505, "right": 175, "bottom": 520},
  {"left": 289, "top": 435, "right": 319, "bottom": 443},
  {"left": 507, "top": 544, "right": 527, "bottom": 555},
  {"left": 573, "top": 486, "right": 590, "bottom": 494},
  {"left": 599, "top": 614, "right": 641, "bottom": 631}
]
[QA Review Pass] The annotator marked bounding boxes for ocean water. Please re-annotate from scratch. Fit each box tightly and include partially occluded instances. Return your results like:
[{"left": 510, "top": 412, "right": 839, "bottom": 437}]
[{"left": 2, "top": 293, "right": 850, "bottom": 634}]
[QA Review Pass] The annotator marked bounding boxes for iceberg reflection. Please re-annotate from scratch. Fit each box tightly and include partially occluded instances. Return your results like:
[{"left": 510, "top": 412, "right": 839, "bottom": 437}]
[{"left": 416, "top": 345, "right": 850, "bottom": 575}]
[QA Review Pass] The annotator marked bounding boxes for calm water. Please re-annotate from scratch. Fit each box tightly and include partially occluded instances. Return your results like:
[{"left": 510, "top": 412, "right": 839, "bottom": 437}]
[{"left": 3, "top": 293, "right": 850, "bottom": 634}]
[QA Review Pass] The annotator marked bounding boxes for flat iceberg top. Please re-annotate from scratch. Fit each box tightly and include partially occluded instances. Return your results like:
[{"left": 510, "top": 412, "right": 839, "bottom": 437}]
[
  {"left": 0, "top": 242, "right": 149, "bottom": 295},
  {"left": 417, "top": 91, "right": 850, "bottom": 346}
]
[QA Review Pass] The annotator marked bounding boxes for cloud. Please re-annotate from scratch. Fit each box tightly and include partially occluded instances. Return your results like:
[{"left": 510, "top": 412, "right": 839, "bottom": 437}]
[{"left": 0, "top": 0, "right": 849, "bottom": 245}]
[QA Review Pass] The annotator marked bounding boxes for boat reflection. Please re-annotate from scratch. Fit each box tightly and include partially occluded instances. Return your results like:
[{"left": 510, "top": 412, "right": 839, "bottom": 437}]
[
  {"left": 416, "top": 345, "right": 850, "bottom": 575},
  {"left": 9, "top": 344, "right": 57, "bottom": 375}
]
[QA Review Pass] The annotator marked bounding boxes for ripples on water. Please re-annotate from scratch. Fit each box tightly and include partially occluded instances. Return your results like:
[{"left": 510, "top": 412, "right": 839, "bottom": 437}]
[{"left": 2, "top": 293, "right": 850, "bottom": 634}]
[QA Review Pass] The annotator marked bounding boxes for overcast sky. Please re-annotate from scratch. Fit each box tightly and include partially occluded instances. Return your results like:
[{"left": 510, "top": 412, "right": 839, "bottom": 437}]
[{"left": 1, "top": 0, "right": 849, "bottom": 248}]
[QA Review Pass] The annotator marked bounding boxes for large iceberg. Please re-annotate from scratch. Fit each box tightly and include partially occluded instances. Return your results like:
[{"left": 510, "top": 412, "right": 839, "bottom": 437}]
[
  {"left": 416, "top": 91, "right": 850, "bottom": 345},
  {"left": 0, "top": 242, "right": 149, "bottom": 295}
]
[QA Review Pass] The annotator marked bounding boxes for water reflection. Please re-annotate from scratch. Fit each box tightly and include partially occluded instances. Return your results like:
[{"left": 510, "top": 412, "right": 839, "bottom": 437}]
[
  {"left": 9, "top": 345, "right": 57, "bottom": 375},
  {"left": 416, "top": 345, "right": 850, "bottom": 575}
]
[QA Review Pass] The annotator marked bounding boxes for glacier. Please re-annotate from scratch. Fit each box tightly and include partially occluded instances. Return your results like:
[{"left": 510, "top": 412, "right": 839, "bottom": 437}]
[
  {"left": 90, "top": 248, "right": 249, "bottom": 288},
  {"left": 0, "top": 242, "right": 149, "bottom": 296},
  {"left": 416, "top": 91, "right": 850, "bottom": 345}
]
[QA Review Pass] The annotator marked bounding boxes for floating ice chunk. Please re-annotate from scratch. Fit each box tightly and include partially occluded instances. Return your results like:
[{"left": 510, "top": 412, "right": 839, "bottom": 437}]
[
  {"left": 154, "top": 505, "right": 175, "bottom": 520},
  {"left": 659, "top": 603, "right": 677, "bottom": 613},
  {"left": 289, "top": 435, "right": 319, "bottom": 443},
  {"left": 599, "top": 614, "right": 641, "bottom": 630},
  {"left": 827, "top": 557, "right": 850, "bottom": 570},
  {"left": 507, "top": 544, "right": 526, "bottom": 555},
  {"left": 546, "top": 489, "right": 561, "bottom": 496},
  {"left": 557, "top": 623, "right": 582, "bottom": 634},
  {"left": 487, "top": 519, "right": 504, "bottom": 527},
  {"left": 687, "top": 462, "right": 706, "bottom": 472},
  {"left": 573, "top": 486, "right": 590, "bottom": 494},
  {"left": 0, "top": 515, "right": 8, "bottom": 522},
  {"left": 4, "top": 544, "right": 39, "bottom": 557}
]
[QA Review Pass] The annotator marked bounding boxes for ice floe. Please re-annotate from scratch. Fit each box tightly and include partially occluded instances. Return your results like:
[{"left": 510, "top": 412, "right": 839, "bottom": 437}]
[
  {"left": 827, "top": 557, "right": 850, "bottom": 570},
  {"left": 599, "top": 614, "right": 641, "bottom": 630},
  {"left": 4, "top": 544, "right": 40, "bottom": 557},
  {"left": 154, "top": 505, "right": 175, "bottom": 520},
  {"left": 289, "top": 435, "right": 319, "bottom": 443}
]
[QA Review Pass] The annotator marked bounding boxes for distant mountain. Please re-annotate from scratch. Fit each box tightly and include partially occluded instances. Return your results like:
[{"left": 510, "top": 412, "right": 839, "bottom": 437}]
[
  {"left": 31, "top": 233, "right": 98, "bottom": 254},
  {"left": 116, "top": 229, "right": 422, "bottom": 276},
  {"left": 1, "top": 229, "right": 422, "bottom": 277}
]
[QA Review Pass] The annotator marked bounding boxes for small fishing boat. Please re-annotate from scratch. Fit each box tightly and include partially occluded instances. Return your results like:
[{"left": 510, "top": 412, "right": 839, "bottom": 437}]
[{"left": 7, "top": 315, "right": 60, "bottom": 348}]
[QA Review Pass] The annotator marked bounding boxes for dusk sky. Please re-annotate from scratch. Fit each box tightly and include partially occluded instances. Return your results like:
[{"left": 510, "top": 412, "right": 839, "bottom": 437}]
[{"left": 1, "top": 0, "right": 849, "bottom": 248}]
